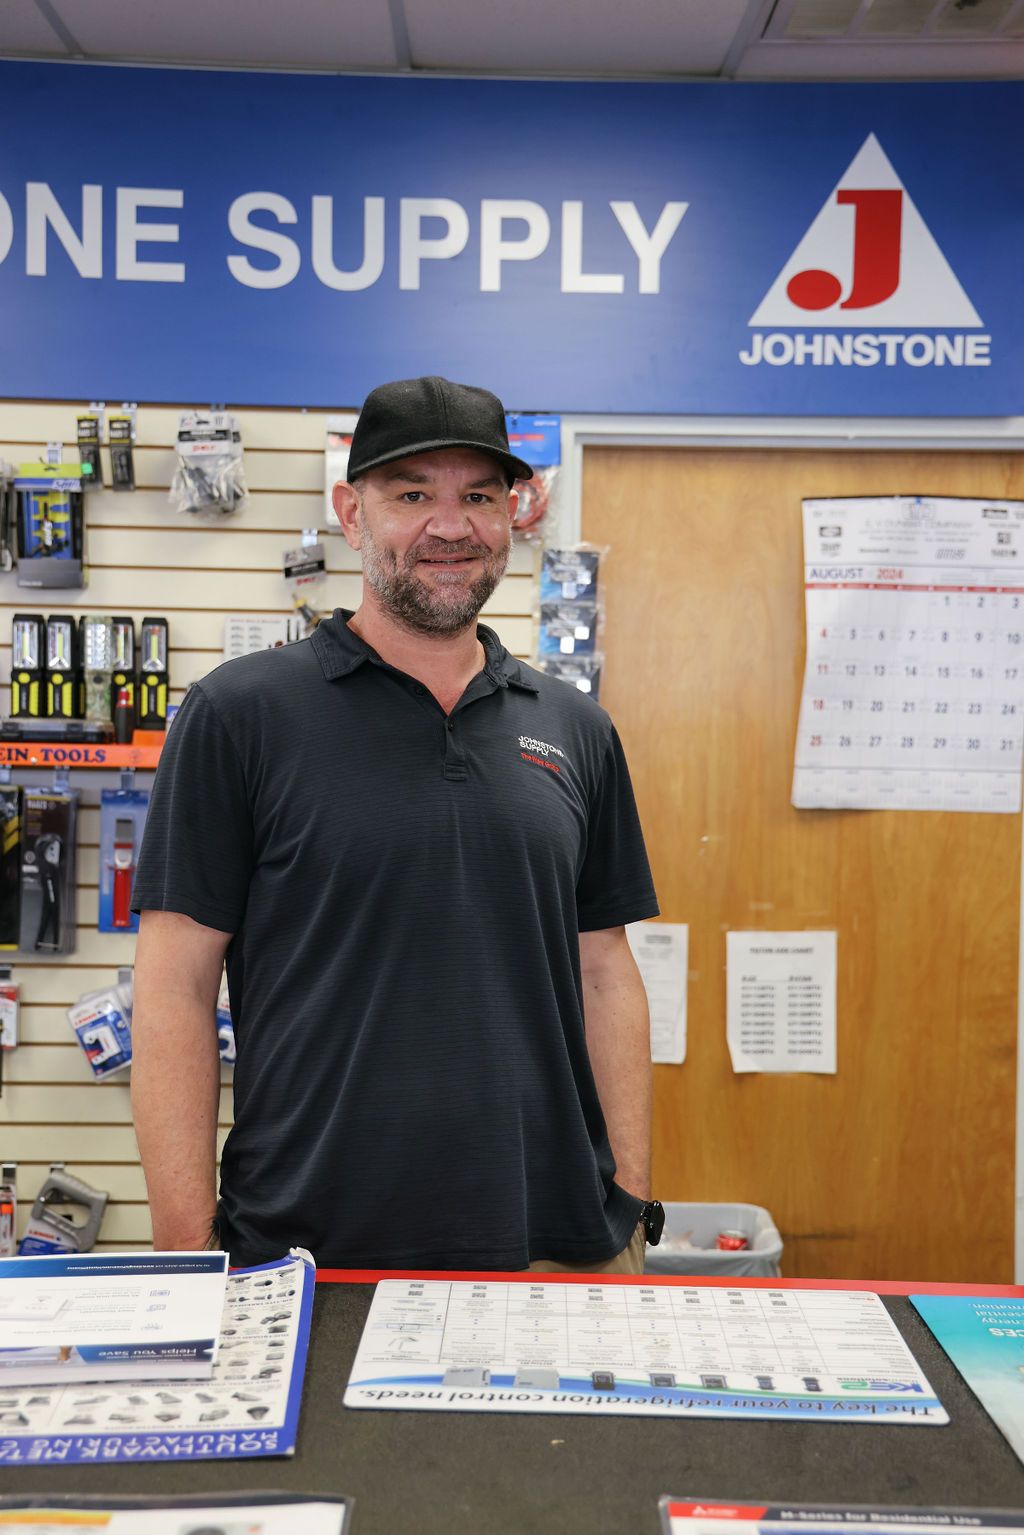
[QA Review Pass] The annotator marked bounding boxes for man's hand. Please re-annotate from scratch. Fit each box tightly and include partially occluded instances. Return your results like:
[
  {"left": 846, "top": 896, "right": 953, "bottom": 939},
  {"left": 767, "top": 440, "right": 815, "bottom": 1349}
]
[
  {"left": 579, "top": 925, "right": 652, "bottom": 1200},
  {"left": 131, "top": 910, "right": 232, "bottom": 1250}
]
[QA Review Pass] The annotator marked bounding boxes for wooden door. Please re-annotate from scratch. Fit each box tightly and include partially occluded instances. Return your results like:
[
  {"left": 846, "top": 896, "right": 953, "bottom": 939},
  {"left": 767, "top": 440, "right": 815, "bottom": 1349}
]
[{"left": 584, "top": 447, "right": 1024, "bottom": 1282}]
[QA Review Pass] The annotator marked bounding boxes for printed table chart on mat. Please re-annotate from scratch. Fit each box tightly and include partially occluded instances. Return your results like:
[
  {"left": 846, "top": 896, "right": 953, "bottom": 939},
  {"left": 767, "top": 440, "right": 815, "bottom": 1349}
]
[
  {"left": 792, "top": 496, "right": 1024, "bottom": 813},
  {"left": 344, "top": 1280, "right": 947, "bottom": 1422}
]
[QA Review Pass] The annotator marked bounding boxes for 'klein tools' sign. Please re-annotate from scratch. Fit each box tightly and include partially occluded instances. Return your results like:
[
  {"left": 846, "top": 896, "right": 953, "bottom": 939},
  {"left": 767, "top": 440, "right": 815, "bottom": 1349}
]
[{"left": 0, "top": 66, "right": 1019, "bottom": 415}]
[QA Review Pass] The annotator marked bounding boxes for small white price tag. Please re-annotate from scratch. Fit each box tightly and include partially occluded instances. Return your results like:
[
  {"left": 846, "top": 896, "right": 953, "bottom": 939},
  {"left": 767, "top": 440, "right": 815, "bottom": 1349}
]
[
  {"left": 560, "top": 635, "right": 575, "bottom": 653},
  {"left": 574, "top": 624, "right": 590, "bottom": 640}
]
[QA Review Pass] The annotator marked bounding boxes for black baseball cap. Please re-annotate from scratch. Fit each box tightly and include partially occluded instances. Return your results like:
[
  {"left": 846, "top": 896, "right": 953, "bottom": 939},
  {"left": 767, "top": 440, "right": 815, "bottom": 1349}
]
[{"left": 346, "top": 376, "right": 533, "bottom": 487}]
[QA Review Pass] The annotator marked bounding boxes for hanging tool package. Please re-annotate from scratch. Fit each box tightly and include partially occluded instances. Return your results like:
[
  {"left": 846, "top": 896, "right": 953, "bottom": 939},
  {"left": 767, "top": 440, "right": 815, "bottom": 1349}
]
[{"left": 19, "top": 786, "right": 78, "bottom": 955}]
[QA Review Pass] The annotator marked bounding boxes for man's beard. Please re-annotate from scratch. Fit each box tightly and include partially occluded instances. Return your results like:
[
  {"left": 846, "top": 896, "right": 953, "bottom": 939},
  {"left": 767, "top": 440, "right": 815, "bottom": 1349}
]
[{"left": 359, "top": 518, "right": 510, "bottom": 637}]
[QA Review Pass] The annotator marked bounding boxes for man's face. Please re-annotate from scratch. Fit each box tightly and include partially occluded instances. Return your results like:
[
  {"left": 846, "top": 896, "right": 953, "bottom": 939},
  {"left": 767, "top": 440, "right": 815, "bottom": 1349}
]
[{"left": 342, "top": 447, "right": 517, "bottom": 637}]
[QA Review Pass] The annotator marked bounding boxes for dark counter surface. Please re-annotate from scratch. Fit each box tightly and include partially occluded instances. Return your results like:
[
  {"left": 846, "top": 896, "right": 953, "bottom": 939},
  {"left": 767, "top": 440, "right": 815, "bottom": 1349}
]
[{"left": 6, "top": 1279, "right": 1024, "bottom": 1533}]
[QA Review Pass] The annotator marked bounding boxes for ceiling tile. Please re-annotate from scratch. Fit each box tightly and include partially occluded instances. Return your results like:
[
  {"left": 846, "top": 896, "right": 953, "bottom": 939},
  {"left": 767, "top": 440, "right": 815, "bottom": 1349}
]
[
  {"left": 778, "top": 0, "right": 864, "bottom": 37},
  {"left": 932, "top": 0, "right": 1017, "bottom": 34},
  {"left": 736, "top": 34, "right": 1024, "bottom": 72},
  {"left": 50, "top": 0, "right": 399, "bottom": 68},
  {"left": 0, "top": 0, "right": 73, "bottom": 53},
  {"left": 403, "top": 0, "right": 752, "bottom": 74}
]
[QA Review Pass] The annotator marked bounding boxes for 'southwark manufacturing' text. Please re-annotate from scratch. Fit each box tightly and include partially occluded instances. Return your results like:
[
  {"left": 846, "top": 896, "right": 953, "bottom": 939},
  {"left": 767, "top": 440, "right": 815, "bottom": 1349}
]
[{"left": 740, "top": 333, "right": 991, "bottom": 368}]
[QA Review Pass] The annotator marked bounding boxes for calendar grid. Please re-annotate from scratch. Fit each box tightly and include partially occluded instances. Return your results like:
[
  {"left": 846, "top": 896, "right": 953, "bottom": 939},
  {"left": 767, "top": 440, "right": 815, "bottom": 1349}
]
[{"left": 793, "top": 497, "right": 1024, "bottom": 813}]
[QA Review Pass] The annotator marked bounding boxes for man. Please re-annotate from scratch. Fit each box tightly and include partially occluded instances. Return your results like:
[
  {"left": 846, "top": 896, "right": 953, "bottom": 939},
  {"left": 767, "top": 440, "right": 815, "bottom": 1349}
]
[{"left": 131, "top": 375, "right": 661, "bottom": 1272}]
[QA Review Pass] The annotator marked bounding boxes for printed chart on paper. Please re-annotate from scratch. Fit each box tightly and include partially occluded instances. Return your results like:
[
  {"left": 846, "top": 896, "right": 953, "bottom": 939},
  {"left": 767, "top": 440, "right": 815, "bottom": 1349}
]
[
  {"left": 344, "top": 1280, "right": 947, "bottom": 1422},
  {"left": 792, "top": 496, "right": 1024, "bottom": 812}
]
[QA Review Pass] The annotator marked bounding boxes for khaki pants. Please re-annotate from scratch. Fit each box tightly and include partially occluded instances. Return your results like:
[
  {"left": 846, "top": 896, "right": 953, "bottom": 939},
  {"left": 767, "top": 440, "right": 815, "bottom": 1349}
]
[{"left": 528, "top": 1221, "right": 646, "bottom": 1276}]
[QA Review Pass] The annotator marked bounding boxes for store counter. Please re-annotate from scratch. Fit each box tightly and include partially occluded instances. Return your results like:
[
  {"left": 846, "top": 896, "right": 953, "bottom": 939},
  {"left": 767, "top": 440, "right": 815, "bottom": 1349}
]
[{"left": 12, "top": 1272, "right": 1024, "bottom": 1533}]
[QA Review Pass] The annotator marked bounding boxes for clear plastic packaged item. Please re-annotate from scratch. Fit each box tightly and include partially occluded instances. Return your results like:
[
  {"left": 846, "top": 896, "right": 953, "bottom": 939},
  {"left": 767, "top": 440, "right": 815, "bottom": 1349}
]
[
  {"left": 283, "top": 530, "right": 326, "bottom": 633},
  {"left": 68, "top": 976, "right": 134, "bottom": 1080},
  {"left": 98, "top": 788, "right": 150, "bottom": 933},
  {"left": 537, "top": 601, "right": 599, "bottom": 656},
  {"left": 170, "top": 411, "right": 247, "bottom": 517},
  {"left": 540, "top": 546, "right": 602, "bottom": 603},
  {"left": 537, "top": 654, "right": 603, "bottom": 700},
  {"left": 506, "top": 414, "right": 561, "bottom": 541},
  {"left": 107, "top": 404, "right": 137, "bottom": 491}
]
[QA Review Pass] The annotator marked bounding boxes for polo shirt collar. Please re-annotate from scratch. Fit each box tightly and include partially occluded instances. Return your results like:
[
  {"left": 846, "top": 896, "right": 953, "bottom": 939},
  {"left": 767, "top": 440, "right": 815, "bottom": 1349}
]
[{"left": 311, "top": 609, "right": 538, "bottom": 693}]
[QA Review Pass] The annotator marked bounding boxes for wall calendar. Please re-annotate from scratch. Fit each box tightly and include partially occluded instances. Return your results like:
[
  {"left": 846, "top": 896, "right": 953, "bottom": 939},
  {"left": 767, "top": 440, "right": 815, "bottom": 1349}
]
[{"left": 793, "top": 496, "right": 1024, "bottom": 813}]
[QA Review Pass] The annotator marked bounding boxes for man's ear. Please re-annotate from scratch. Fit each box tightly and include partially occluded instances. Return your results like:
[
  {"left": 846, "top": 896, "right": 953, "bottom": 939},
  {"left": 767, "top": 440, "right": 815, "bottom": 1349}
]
[
  {"left": 333, "top": 481, "right": 363, "bottom": 550},
  {"left": 506, "top": 484, "right": 519, "bottom": 527}
]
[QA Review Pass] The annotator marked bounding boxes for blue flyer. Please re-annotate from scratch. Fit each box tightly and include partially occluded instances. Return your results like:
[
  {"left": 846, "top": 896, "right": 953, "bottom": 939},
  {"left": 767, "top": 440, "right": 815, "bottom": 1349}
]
[
  {"left": 0, "top": 1251, "right": 315, "bottom": 1466},
  {"left": 912, "top": 1293, "right": 1024, "bottom": 1464}
]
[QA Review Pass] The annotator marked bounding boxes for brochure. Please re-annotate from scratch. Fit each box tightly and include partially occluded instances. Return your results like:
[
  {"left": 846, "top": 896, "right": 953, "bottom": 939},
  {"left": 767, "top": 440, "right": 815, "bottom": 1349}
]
[
  {"left": 0, "top": 1491, "right": 351, "bottom": 1532},
  {"left": 0, "top": 1252, "right": 227, "bottom": 1385},
  {"left": 660, "top": 1498, "right": 1024, "bottom": 1535},
  {"left": 911, "top": 1292, "right": 1024, "bottom": 1465},
  {"left": 0, "top": 1252, "right": 314, "bottom": 1465}
]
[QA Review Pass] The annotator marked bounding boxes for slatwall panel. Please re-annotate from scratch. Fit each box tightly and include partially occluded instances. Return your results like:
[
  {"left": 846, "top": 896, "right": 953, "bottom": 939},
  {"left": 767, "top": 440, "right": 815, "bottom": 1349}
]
[{"left": 0, "top": 400, "right": 537, "bottom": 1249}]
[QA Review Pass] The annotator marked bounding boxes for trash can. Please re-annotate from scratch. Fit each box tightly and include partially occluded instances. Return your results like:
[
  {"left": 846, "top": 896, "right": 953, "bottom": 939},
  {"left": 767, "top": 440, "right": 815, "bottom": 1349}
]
[{"left": 643, "top": 1202, "right": 783, "bottom": 1277}]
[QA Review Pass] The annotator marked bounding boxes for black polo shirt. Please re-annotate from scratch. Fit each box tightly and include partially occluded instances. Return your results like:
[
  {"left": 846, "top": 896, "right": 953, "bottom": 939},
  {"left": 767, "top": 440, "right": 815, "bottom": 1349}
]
[{"left": 133, "top": 610, "right": 658, "bottom": 1269}]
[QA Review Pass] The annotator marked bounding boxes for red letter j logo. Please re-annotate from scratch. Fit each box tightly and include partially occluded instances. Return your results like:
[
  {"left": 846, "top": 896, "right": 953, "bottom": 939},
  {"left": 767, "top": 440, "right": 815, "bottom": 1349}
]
[{"left": 787, "top": 189, "right": 903, "bottom": 311}]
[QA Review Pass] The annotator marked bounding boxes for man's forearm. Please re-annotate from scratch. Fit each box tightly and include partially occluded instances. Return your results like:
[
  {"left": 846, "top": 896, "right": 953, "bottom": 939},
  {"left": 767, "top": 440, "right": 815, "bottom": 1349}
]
[
  {"left": 580, "top": 933, "right": 653, "bottom": 1200},
  {"left": 131, "top": 992, "right": 221, "bottom": 1250}
]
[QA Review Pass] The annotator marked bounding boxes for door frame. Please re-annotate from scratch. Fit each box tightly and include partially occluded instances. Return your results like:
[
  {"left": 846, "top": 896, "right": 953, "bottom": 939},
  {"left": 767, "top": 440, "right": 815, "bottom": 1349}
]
[{"left": 556, "top": 411, "right": 1024, "bottom": 1283}]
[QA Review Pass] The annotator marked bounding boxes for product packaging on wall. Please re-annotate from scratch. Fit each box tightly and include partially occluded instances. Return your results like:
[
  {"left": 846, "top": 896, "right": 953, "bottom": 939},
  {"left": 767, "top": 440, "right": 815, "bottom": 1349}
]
[
  {"left": 138, "top": 616, "right": 169, "bottom": 730},
  {"left": 6, "top": 612, "right": 170, "bottom": 742},
  {"left": 507, "top": 415, "right": 561, "bottom": 542},
  {"left": 14, "top": 460, "right": 85, "bottom": 589},
  {"left": 0, "top": 1162, "right": 16, "bottom": 1255},
  {"left": 108, "top": 405, "right": 137, "bottom": 491},
  {"left": 323, "top": 415, "right": 357, "bottom": 530},
  {"left": 68, "top": 971, "right": 134, "bottom": 1081},
  {"left": 19, "top": 784, "right": 77, "bottom": 955},
  {"left": 217, "top": 982, "right": 235, "bottom": 1066},
  {"left": 75, "top": 408, "right": 103, "bottom": 489},
  {"left": 283, "top": 532, "right": 327, "bottom": 632},
  {"left": 534, "top": 545, "right": 606, "bottom": 699},
  {"left": 170, "top": 411, "right": 247, "bottom": 517},
  {"left": 17, "top": 1163, "right": 109, "bottom": 1255},
  {"left": 0, "top": 966, "right": 19, "bottom": 1050},
  {"left": 98, "top": 786, "right": 150, "bottom": 934},
  {"left": 0, "top": 461, "right": 17, "bottom": 572}
]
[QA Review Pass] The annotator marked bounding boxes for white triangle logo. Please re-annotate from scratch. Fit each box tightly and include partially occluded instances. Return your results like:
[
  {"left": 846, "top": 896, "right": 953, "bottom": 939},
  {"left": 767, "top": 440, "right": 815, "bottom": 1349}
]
[{"left": 749, "top": 134, "right": 982, "bottom": 329}]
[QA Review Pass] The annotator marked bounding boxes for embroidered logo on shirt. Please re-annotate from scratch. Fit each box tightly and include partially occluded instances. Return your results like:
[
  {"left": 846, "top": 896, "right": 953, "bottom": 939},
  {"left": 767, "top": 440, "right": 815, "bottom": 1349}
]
[{"left": 518, "top": 735, "right": 566, "bottom": 774}]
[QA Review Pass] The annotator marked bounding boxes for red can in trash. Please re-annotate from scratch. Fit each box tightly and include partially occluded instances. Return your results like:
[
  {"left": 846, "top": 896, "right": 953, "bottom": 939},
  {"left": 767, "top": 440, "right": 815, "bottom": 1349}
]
[{"left": 716, "top": 1229, "right": 749, "bottom": 1252}]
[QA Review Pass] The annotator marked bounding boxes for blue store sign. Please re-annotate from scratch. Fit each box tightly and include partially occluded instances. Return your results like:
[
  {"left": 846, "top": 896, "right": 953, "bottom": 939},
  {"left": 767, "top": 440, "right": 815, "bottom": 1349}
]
[{"left": 0, "top": 64, "right": 1020, "bottom": 415}]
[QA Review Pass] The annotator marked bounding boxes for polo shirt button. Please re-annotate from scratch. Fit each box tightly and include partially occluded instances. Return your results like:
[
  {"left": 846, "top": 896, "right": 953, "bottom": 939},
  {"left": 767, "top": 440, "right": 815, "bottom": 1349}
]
[{"left": 414, "top": 685, "right": 426, "bottom": 694}]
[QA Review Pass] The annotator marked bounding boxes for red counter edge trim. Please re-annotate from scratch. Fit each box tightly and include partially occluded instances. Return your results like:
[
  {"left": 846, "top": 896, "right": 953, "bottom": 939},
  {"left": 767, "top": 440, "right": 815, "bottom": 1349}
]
[{"left": 314, "top": 1268, "right": 1024, "bottom": 1296}]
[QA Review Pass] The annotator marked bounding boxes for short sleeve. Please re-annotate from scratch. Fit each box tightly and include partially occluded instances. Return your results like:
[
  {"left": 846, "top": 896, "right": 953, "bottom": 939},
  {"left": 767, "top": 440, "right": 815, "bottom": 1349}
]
[
  {"left": 132, "top": 683, "right": 253, "bottom": 933},
  {"left": 575, "top": 724, "right": 659, "bottom": 932}
]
